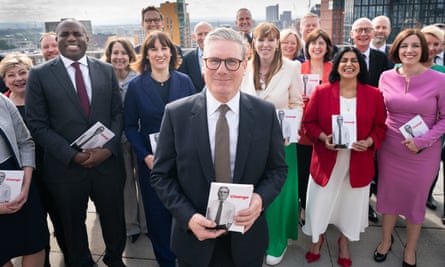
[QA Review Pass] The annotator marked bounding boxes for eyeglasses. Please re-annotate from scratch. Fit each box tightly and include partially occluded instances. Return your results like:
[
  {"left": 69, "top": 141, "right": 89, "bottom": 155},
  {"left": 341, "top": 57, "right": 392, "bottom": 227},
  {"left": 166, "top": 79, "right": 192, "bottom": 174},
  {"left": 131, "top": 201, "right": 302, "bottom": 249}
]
[
  {"left": 353, "top": 27, "right": 373, "bottom": 34},
  {"left": 203, "top": 57, "right": 243, "bottom": 71},
  {"left": 144, "top": 18, "right": 161, "bottom": 23}
]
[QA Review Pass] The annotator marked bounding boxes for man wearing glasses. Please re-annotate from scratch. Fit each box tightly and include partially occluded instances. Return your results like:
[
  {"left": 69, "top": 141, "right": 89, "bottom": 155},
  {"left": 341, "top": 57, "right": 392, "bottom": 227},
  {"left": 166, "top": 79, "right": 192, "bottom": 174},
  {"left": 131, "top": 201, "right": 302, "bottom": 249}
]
[
  {"left": 350, "top": 17, "right": 392, "bottom": 224},
  {"left": 136, "top": 6, "right": 182, "bottom": 56},
  {"left": 151, "top": 28, "right": 287, "bottom": 267}
]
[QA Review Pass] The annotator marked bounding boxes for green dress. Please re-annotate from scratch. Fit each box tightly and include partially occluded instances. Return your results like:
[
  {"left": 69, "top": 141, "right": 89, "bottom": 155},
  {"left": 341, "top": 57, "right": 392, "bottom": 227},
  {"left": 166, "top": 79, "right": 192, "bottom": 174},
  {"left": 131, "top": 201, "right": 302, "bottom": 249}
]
[{"left": 266, "top": 143, "right": 299, "bottom": 256}]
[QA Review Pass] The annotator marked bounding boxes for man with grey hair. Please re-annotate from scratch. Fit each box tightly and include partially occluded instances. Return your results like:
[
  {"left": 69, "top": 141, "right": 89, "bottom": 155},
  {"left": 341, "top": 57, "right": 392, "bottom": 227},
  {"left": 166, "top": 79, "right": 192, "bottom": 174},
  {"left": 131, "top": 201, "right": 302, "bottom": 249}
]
[
  {"left": 151, "top": 27, "right": 287, "bottom": 267},
  {"left": 371, "top": 15, "right": 392, "bottom": 54},
  {"left": 178, "top": 21, "right": 213, "bottom": 90},
  {"left": 236, "top": 8, "right": 254, "bottom": 44},
  {"left": 297, "top": 12, "right": 320, "bottom": 61}
]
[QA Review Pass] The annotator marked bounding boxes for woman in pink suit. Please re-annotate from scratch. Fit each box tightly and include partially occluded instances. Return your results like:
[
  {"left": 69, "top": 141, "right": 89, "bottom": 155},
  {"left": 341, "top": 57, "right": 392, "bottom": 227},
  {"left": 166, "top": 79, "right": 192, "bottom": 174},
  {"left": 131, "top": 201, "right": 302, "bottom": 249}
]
[
  {"left": 302, "top": 46, "right": 387, "bottom": 267},
  {"left": 374, "top": 29, "right": 445, "bottom": 267}
]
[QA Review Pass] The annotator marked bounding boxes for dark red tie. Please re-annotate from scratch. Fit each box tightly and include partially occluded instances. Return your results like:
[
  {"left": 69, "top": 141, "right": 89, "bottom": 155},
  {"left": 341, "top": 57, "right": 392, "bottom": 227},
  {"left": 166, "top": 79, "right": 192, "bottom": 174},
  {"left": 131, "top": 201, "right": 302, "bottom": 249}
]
[{"left": 72, "top": 62, "right": 90, "bottom": 116}]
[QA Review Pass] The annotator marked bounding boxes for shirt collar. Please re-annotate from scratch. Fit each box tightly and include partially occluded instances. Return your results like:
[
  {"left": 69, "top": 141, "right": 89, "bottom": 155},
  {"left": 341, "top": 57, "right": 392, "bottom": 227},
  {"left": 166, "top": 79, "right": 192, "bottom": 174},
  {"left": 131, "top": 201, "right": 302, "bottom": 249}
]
[
  {"left": 60, "top": 55, "right": 88, "bottom": 69},
  {"left": 206, "top": 89, "right": 240, "bottom": 116}
]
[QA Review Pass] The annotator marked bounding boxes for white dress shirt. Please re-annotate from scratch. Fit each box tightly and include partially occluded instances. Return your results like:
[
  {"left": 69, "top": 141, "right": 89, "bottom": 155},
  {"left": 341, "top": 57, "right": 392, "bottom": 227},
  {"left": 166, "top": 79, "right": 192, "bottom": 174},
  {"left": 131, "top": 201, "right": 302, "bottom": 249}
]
[
  {"left": 60, "top": 55, "right": 92, "bottom": 102},
  {"left": 206, "top": 90, "right": 240, "bottom": 178}
]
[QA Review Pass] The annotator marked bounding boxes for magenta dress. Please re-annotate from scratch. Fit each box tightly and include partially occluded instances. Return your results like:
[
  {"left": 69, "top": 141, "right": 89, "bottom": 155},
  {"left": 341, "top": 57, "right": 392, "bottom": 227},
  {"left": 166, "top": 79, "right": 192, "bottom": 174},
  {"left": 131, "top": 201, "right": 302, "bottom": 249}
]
[{"left": 377, "top": 68, "right": 445, "bottom": 224}]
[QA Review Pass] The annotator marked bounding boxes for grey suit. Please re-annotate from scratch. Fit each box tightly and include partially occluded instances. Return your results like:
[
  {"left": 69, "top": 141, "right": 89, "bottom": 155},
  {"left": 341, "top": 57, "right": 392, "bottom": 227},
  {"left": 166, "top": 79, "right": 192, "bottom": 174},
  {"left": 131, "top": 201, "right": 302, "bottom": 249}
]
[{"left": 26, "top": 56, "right": 126, "bottom": 266}]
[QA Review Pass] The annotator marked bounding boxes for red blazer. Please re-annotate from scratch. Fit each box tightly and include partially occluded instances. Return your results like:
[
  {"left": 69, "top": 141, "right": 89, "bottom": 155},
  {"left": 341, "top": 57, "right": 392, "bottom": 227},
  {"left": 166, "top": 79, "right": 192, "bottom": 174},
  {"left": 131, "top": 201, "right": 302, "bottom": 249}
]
[{"left": 302, "top": 81, "right": 387, "bottom": 188}]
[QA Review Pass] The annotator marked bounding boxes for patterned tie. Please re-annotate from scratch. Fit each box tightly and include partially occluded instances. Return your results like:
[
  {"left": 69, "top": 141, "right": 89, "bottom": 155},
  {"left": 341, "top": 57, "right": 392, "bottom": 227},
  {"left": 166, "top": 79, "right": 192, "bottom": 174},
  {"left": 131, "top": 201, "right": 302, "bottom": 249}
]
[
  {"left": 214, "top": 104, "right": 231, "bottom": 183},
  {"left": 72, "top": 62, "right": 90, "bottom": 117}
]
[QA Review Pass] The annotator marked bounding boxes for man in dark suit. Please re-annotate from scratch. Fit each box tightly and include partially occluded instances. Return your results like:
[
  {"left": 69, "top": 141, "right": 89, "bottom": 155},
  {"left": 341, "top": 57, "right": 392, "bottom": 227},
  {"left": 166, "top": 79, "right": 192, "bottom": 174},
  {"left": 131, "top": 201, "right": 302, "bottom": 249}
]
[
  {"left": 351, "top": 17, "right": 392, "bottom": 223},
  {"left": 371, "top": 15, "right": 392, "bottom": 55},
  {"left": 178, "top": 21, "right": 212, "bottom": 91},
  {"left": 26, "top": 19, "right": 126, "bottom": 267},
  {"left": 151, "top": 28, "right": 288, "bottom": 267},
  {"left": 351, "top": 17, "right": 392, "bottom": 87}
]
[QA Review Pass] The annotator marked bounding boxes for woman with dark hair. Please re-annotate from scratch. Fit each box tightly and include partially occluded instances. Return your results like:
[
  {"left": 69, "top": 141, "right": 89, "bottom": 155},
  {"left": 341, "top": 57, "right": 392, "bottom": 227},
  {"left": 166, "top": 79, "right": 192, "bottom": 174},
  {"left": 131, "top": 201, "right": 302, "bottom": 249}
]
[
  {"left": 302, "top": 46, "right": 387, "bottom": 267},
  {"left": 374, "top": 29, "right": 445, "bottom": 267},
  {"left": 102, "top": 37, "right": 147, "bottom": 243},
  {"left": 124, "top": 31, "right": 196, "bottom": 267},
  {"left": 297, "top": 28, "right": 333, "bottom": 227},
  {"left": 241, "top": 22, "right": 303, "bottom": 265}
]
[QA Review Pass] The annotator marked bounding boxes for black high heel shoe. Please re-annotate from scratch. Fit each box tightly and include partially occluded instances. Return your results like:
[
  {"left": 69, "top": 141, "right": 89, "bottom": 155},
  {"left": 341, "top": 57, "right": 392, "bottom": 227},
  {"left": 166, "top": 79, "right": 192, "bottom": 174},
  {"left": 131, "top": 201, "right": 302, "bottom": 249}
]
[
  {"left": 402, "top": 250, "right": 416, "bottom": 267},
  {"left": 373, "top": 235, "right": 394, "bottom": 262}
]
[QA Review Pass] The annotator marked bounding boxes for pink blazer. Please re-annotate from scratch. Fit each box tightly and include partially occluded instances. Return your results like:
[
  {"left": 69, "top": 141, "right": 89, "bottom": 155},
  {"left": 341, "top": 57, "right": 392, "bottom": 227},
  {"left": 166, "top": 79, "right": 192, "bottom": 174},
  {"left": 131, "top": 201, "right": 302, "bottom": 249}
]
[{"left": 302, "top": 81, "right": 387, "bottom": 188}]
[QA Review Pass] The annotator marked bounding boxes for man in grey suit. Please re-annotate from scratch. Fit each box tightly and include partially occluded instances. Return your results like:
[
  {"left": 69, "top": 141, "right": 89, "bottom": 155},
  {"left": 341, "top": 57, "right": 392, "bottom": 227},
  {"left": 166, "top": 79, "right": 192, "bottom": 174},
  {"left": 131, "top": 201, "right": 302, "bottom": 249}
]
[
  {"left": 151, "top": 28, "right": 288, "bottom": 267},
  {"left": 26, "top": 19, "right": 126, "bottom": 267}
]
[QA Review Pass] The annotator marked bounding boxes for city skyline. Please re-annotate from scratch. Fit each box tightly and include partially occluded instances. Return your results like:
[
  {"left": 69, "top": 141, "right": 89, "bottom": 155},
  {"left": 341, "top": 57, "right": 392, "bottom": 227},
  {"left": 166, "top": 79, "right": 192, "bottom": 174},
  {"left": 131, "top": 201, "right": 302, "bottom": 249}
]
[{"left": 0, "top": 0, "right": 319, "bottom": 25}]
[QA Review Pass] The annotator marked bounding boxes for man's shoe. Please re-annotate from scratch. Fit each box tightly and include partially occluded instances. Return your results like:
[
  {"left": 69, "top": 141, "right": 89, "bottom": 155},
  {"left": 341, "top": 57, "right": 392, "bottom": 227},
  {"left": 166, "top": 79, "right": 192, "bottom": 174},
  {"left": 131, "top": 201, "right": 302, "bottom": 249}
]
[
  {"left": 426, "top": 196, "right": 437, "bottom": 210},
  {"left": 369, "top": 205, "right": 378, "bottom": 223},
  {"left": 266, "top": 248, "right": 287, "bottom": 265}
]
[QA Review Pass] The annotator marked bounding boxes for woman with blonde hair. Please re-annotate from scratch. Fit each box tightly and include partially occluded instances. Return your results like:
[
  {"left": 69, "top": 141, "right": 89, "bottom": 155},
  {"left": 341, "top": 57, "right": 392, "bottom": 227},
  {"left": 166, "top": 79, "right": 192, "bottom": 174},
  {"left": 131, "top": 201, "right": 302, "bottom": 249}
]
[{"left": 280, "top": 29, "right": 303, "bottom": 62}]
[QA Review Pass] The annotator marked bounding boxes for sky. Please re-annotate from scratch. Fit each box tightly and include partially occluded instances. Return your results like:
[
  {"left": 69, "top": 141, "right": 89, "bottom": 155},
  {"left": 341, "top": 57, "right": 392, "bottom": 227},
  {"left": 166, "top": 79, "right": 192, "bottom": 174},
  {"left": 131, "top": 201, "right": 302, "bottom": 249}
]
[{"left": 0, "top": 0, "right": 320, "bottom": 25}]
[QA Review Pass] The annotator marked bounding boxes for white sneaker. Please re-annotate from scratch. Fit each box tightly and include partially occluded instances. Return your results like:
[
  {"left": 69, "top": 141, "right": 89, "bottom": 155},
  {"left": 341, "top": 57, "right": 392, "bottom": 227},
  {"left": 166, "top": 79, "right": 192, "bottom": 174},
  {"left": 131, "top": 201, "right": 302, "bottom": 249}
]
[{"left": 265, "top": 248, "right": 287, "bottom": 265}]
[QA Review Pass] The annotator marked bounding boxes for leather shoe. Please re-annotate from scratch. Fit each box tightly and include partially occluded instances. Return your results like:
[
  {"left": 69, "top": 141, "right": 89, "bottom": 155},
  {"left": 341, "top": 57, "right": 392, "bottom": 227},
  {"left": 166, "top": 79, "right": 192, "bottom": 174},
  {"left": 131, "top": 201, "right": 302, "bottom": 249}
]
[
  {"left": 426, "top": 196, "right": 437, "bottom": 210},
  {"left": 265, "top": 248, "right": 287, "bottom": 265},
  {"left": 373, "top": 235, "right": 394, "bottom": 262},
  {"left": 369, "top": 205, "right": 378, "bottom": 223}
]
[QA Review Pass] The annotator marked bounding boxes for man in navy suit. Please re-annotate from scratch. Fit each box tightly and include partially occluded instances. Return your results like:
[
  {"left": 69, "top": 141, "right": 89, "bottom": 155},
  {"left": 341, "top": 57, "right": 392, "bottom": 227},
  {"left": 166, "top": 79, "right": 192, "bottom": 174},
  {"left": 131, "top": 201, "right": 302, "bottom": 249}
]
[
  {"left": 26, "top": 19, "right": 126, "bottom": 267},
  {"left": 151, "top": 28, "right": 287, "bottom": 267},
  {"left": 178, "top": 21, "right": 212, "bottom": 91},
  {"left": 236, "top": 8, "right": 254, "bottom": 45}
]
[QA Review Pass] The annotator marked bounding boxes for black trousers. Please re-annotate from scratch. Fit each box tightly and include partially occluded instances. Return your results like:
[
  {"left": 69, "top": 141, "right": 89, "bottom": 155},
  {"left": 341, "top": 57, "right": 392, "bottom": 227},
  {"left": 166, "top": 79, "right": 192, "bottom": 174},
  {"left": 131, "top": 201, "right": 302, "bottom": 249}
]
[{"left": 178, "top": 234, "right": 263, "bottom": 267}]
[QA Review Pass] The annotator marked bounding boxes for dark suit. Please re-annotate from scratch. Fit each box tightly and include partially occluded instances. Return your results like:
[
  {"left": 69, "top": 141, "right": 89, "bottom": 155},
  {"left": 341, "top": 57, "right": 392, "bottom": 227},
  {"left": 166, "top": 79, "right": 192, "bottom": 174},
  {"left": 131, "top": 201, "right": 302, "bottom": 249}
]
[
  {"left": 368, "top": 48, "right": 392, "bottom": 87},
  {"left": 150, "top": 90, "right": 288, "bottom": 267},
  {"left": 26, "top": 56, "right": 126, "bottom": 267},
  {"left": 124, "top": 70, "right": 196, "bottom": 267},
  {"left": 178, "top": 48, "right": 205, "bottom": 91}
]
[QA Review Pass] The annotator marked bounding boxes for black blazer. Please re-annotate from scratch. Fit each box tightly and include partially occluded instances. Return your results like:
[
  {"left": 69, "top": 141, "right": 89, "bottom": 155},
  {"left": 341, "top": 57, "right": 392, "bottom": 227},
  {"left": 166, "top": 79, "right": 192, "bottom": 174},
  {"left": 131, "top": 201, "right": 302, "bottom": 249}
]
[
  {"left": 368, "top": 48, "right": 392, "bottom": 87},
  {"left": 26, "top": 56, "right": 123, "bottom": 183},
  {"left": 150, "top": 90, "right": 288, "bottom": 267},
  {"left": 178, "top": 48, "right": 205, "bottom": 91}
]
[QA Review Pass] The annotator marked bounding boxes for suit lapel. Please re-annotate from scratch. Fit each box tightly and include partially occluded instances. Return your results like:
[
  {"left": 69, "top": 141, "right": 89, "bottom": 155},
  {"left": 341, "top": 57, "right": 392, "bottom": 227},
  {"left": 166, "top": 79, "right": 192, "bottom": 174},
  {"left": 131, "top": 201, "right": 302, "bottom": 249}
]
[
  {"left": 191, "top": 91, "right": 214, "bottom": 182},
  {"left": 51, "top": 57, "right": 87, "bottom": 118},
  {"left": 233, "top": 93, "right": 253, "bottom": 183}
]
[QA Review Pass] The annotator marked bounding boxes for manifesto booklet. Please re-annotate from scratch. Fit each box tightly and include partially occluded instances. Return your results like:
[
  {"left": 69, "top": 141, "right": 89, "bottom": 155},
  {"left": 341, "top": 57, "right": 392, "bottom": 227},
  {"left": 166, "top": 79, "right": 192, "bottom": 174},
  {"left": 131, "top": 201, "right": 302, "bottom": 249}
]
[
  {"left": 71, "top": 121, "right": 115, "bottom": 150},
  {"left": 205, "top": 182, "right": 253, "bottom": 233},
  {"left": 399, "top": 115, "right": 429, "bottom": 139},
  {"left": 276, "top": 108, "right": 301, "bottom": 144},
  {"left": 332, "top": 113, "right": 357, "bottom": 149},
  {"left": 148, "top": 132, "right": 160, "bottom": 155},
  {"left": 0, "top": 170, "right": 24, "bottom": 203},
  {"left": 301, "top": 73, "right": 320, "bottom": 97}
]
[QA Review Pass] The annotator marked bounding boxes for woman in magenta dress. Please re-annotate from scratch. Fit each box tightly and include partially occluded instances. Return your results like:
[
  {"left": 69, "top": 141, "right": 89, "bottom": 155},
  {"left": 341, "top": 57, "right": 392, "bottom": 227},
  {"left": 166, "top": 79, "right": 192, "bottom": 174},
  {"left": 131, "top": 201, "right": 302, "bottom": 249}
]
[{"left": 374, "top": 29, "right": 445, "bottom": 267}]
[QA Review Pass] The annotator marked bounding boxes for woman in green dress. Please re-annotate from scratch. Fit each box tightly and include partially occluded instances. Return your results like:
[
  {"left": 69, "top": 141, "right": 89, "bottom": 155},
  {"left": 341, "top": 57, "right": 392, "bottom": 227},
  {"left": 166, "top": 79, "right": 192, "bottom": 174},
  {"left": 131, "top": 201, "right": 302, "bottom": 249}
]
[{"left": 241, "top": 22, "right": 303, "bottom": 265}]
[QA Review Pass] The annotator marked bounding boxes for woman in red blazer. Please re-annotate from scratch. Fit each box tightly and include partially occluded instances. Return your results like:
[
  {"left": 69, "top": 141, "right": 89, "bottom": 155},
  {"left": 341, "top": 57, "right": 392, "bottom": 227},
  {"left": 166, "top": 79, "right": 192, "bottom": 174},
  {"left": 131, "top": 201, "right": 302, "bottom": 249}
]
[{"left": 301, "top": 47, "right": 387, "bottom": 267}]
